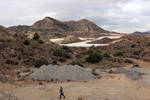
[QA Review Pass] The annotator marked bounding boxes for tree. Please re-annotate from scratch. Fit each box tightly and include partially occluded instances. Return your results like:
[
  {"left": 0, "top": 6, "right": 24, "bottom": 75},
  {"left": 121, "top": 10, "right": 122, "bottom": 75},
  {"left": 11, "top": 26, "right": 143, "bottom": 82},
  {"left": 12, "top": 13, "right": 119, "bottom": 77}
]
[{"left": 33, "top": 32, "right": 40, "bottom": 40}]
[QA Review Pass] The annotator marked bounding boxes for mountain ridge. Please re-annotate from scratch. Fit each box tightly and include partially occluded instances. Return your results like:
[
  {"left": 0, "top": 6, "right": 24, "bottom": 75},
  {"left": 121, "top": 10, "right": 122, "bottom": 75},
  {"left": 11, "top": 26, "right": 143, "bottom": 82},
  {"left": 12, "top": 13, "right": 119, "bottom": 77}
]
[{"left": 8, "top": 17, "right": 109, "bottom": 40}]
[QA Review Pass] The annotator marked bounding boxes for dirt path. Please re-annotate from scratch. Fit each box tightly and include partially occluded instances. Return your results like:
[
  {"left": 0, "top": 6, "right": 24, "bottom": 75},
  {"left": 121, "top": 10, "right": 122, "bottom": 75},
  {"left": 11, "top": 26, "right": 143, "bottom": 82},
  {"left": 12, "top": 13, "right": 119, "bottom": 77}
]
[
  {"left": 1, "top": 74, "right": 150, "bottom": 100},
  {"left": 126, "top": 58, "right": 150, "bottom": 69}
]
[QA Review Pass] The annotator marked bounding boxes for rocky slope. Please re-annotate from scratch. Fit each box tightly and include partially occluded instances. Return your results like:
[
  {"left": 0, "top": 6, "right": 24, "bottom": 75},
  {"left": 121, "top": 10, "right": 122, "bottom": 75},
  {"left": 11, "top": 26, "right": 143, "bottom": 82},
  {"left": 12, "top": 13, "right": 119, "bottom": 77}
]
[{"left": 0, "top": 25, "right": 14, "bottom": 39}]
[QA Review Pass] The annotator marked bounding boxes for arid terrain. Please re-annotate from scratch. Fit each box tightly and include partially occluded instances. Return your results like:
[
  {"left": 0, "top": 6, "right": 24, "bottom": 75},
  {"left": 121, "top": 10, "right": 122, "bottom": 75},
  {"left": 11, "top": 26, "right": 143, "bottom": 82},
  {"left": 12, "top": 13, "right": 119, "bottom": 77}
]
[
  {"left": 0, "top": 17, "right": 150, "bottom": 100},
  {"left": 1, "top": 73, "right": 150, "bottom": 100}
]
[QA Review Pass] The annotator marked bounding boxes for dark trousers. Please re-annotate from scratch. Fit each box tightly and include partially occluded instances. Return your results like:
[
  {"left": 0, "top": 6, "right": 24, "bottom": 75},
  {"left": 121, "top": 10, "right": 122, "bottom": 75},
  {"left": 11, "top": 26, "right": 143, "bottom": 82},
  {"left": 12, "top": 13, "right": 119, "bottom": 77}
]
[{"left": 59, "top": 93, "right": 65, "bottom": 99}]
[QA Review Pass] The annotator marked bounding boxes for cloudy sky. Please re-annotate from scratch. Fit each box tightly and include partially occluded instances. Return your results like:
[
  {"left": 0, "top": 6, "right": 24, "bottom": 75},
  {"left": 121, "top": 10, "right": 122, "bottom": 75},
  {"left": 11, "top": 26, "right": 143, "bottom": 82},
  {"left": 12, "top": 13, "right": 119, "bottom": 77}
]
[{"left": 0, "top": 0, "right": 150, "bottom": 33}]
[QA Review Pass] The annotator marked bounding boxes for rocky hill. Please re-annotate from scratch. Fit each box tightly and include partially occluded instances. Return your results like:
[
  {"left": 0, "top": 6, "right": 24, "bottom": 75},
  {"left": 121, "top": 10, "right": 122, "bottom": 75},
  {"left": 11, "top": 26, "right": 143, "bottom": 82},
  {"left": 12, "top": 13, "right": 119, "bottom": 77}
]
[
  {"left": 8, "top": 25, "right": 30, "bottom": 34},
  {"left": 0, "top": 25, "right": 14, "bottom": 39},
  {"left": 8, "top": 17, "right": 109, "bottom": 41}
]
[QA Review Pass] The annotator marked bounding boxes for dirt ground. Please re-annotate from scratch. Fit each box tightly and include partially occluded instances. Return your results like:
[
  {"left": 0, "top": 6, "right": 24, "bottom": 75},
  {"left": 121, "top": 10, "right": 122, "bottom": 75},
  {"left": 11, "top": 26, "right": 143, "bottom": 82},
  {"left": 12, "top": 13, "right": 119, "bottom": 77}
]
[{"left": 1, "top": 73, "right": 150, "bottom": 100}]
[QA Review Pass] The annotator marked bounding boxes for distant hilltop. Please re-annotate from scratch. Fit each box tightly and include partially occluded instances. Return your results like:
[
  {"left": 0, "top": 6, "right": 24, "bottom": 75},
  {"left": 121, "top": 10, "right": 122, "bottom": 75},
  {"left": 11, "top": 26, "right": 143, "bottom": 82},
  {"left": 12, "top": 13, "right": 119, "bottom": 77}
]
[
  {"left": 133, "top": 31, "right": 150, "bottom": 34},
  {"left": 8, "top": 17, "right": 118, "bottom": 41}
]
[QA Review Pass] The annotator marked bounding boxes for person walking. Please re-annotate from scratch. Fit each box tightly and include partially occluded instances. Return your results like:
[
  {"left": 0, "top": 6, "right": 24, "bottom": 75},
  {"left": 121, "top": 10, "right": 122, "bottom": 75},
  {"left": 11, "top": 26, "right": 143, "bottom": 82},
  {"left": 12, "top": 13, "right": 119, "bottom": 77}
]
[{"left": 59, "top": 86, "right": 65, "bottom": 99}]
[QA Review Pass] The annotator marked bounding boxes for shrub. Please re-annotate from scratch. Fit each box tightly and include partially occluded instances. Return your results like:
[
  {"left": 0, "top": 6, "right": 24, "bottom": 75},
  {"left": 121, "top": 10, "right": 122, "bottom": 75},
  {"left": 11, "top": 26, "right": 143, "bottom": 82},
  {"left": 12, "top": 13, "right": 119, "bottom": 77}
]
[
  {"left": 38, "top": 39, "right": 44, "bottom": 44},
  {"left": 33, "top": 32, "right": 40, "bottom": 40},
  {"left": 131, "top": 44, "right": 135, "bottom": 48},
  {"left": 53, "top": 49, "right": 63, "bottom": 57},
  {"left": 23, "top": 40, "right": 30, "bottom": 45},
  {"left": 34, "top": 59, "right": 49, "bottom": 68},
  {"left": 86, "top": 52, "right": 102, "bottom": 63},
  {"left": 114, "top": 51, "right": 124, "bottom": 56}
]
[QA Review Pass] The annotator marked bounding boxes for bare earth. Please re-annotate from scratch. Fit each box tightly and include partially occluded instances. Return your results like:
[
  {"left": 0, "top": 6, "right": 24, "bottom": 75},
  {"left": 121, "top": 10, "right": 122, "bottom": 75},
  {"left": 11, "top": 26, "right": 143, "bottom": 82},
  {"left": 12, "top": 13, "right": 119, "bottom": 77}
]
[{"left": 1, "top": 74, "right": 150, "bottom": 100}]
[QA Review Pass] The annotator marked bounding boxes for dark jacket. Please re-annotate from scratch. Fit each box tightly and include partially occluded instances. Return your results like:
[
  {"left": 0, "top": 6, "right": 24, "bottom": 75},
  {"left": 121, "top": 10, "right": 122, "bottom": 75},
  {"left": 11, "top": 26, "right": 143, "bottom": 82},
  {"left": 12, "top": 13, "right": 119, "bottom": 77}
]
[{"left": 60, "top": 88, "right": 63, "bottom": 94}]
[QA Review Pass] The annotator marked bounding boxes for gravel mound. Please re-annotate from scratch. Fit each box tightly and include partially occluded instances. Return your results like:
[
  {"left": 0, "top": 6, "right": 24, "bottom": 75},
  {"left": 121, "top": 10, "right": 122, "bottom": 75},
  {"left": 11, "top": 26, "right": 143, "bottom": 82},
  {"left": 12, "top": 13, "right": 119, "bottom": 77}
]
[
  {"left": 114, "top": 67, "right": 127, "bottom": 74},
  {"left": 0, "top": 91, "right": 18, "bottom": 100},
  {"left": 29, "top": 64, "right": 95, "bottom": 81},
  {"left": 114, "top": 67, "right": 142, "bottom": 80}
]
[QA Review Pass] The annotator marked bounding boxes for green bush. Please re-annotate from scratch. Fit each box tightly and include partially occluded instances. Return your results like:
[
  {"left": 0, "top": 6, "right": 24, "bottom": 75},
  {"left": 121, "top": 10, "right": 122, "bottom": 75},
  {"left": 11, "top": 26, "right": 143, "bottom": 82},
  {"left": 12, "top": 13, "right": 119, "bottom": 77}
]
[
  {"left": 114, "top": 51, "right": 124, "bottom": 56},
  {"left": 86, "top": 52, "right": 102, "bottom": 63},
  {"left": 23, "top": 40, "right": 30, "bottom": 45},
  {"left": 38, "top": 39, "right": 44, "bottom": 44},
  {"left": 131, "top": 44, "right": 135, "bottom": 48},
  {"left": 34, "top": 59, "right": 49, "bottom": 68},
  {"left": 53, "top": 49, "right": 63, "bottom": 57},
  {"left": 33, "top": 32, "right": 40, "bottom": 40}
]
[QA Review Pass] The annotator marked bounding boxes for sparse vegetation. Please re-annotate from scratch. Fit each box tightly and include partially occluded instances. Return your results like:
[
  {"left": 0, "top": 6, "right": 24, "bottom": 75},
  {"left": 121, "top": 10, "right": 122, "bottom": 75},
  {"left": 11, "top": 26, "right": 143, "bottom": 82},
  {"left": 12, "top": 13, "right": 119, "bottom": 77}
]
[
  {"left": 59, "top": 57, "right": 66, "bottom": 62},
  {"left": 53, "top": 49, "right": 63, "bottom": 57},
  {"left": 133, "top": 50, "right": 140, "bottom": 55},
  {"left": 69, "top": 61, "right": 82, "bottom": 66},
  {"left": 114, "top": 51, "right": 124, "bottom": 56},
  {"left": 53, "top": 48, "right": 71, "bottom": 59},
  {"left": 103, "top": 52, "right": 110, "bottom": 58},
  {"left": 63, "top": 52, "right": 71, "bottom": 59}
]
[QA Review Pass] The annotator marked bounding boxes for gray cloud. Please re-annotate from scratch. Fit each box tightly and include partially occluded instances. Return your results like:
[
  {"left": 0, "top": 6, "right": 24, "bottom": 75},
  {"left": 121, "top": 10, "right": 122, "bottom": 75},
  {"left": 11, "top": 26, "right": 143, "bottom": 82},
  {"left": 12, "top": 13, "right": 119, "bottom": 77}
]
[{"left": 0, "top": 0, "right": 150, "bottom": 33}]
